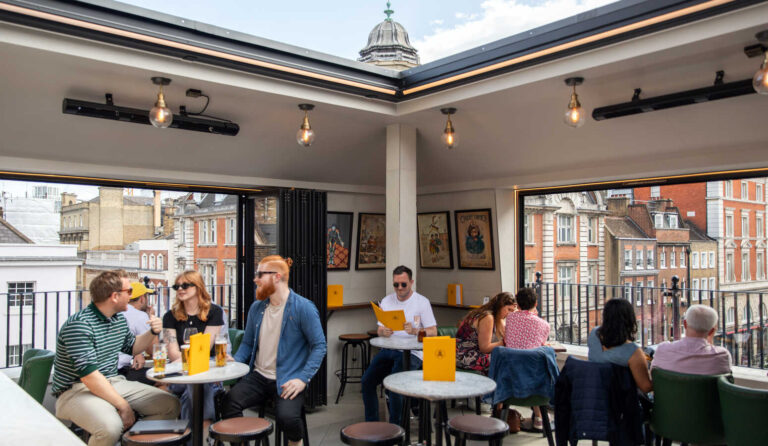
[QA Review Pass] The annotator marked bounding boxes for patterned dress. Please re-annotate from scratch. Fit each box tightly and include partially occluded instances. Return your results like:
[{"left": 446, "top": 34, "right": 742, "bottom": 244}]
[{"left": 455, "top": 317, "right": 493, "bottom": 375}]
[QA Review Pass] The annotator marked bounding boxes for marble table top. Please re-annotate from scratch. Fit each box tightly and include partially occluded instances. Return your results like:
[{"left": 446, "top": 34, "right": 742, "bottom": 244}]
[
  {"left": 370, "top": 336, "right": 423, "bottom": 351},
  {"left": 147, "top": 360, "right": 249, "bottom": 384},
  {"left": 383, "top": 370, "right": 496, "bottom": 401},
  {"left": 1, "top": 371, "right": 85, "bottom": 445}
]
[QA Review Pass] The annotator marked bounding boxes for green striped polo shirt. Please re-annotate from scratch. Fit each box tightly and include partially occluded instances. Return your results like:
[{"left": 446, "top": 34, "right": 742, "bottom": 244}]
[{"left": 52, "top": 303, "right": 135, "bottom": 396}]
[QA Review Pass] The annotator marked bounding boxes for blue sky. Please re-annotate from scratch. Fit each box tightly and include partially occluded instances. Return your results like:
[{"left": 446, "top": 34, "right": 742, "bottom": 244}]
[{"left": 115, "top": 0, "right": 617, "bottom": 63}]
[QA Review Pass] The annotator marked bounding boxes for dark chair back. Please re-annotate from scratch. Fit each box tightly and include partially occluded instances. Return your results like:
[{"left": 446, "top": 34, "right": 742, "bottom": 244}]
[
  {"left": 437, "top": 326, "right": 458, "bottom": 337},
  {"left": 229, "top": 328, "right": 244, "bottom": 356},
  {"left": 650, "top": 368, "right": 728, "bottom": 444},
  {"left": 17, "top": 348, "right": 55, "bottom": 404},
  {"left": 718, "top": 375, "right": 768, "bottom": 446}
]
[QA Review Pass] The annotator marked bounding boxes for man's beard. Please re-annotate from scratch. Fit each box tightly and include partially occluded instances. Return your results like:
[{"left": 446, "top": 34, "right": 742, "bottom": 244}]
[{"left": 256, "top": 280, "right": 276, "bottom": 301}]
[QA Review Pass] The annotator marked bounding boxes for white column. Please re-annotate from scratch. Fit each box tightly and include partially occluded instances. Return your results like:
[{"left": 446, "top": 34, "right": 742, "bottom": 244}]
[
  {"left": 495, "top": 189, "right": 516, "bottom": 292},
  {"left": 386, "top": 124, "right": 418, "bottom": 287}
]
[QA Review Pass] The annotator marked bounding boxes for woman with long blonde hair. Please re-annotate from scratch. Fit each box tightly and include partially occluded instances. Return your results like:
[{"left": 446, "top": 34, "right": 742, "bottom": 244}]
[{"left": 162, "top": 270, "right": 226, "bottom": 424}]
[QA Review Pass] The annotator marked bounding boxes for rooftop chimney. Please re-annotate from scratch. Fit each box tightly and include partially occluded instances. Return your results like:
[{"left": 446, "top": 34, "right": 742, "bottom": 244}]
[
  {"left": 153, "top": 191, "right": 162, "bottom": 235},
  {"left": 606, "top": 195, "right": 630, "bottom": 216}
]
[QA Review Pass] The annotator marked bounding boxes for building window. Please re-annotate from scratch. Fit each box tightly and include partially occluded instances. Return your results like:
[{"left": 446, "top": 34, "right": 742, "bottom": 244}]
[
  {"left": 224, "top": 263, "right": 237, "bottom": 286},
  {"left": 226, "top": 217, "right": 236, "bottom": 245},
  {"left": 758, "top": 215, "right": 765, "bottom": 238},
  {"left": 141, "top": 254, "right": 148, "bottom": 269},
  {"left": 726, "top": 253, "right": 735, "bottom": 281},
  {"left": 742, "top": 214, "right": 749, "bottom": 238},
  {"left": 742, "top": 252, "right": 751, "bottom": 281},
  {"left": 558, "top": 265, "right": 574, "bottom": 298},
  {"left": 692, "top": 278, "right": 699, "bottom": 290},
  {"left": 726, "top": 214, "right": 734, "bottom": 237},
  {"left": 588, "top": 263, "right": 598, "bottom": 285},
  {"left": 557, "top": 215, "right": 573, "bottom": 243},
  {"left": 525, "top": 266, "right": 536, "bottom": 284},
  {"left": 680, "top": 250, "right": 686, "bottom": 267},
  {"left": 710, "top": 277, "right": 716, "bottom": 290},
  {"left": 709, "top": 251, "right": 715, "bottom": 268},
  {"left": 635, "top": 281, "right": 643, "bottom": 306},
  {"left": 647, "top": 248, "right": 654, "bottom": 269},
  {"left": 199, "top": 221, "right": 208, "bottom": 244},
  {"left": 7, "top": 282, "right": 34, "bottom": 307},
  {"left": 741, "top": 181, "right": 748, "bottom": 200},
  {"left": 727, "top": 307, "right": 735, "bottom": 324},
  {"left": 587, "top": 217, "right": 597, "bottom": 244},
  {"left": 660, "top": 249, "right": 666, "bottom": 268},
  {"left": 654, "top": 214, "right": 663, "bottom": 228},
  {"left": 79, "top": 215, "right": 83, "bottom": 227},
  {"left": 692, "top": 252, "right": 699, "bottom": 269},
  {"left": 524, "top": 214, "right": 534, "bottom": 244},
  {"left": 179, "top": 220, "right": 186, "bottom": 244},
  {"left": 758, "top": 252, "right": 765, "bottom": 280},
  {"left": 209, "top": 219, "right": 217, "bottom": 244},
  {"left": 635, "top": 249, "right": 643, "bottom": 269},
  {"left": 758, "top": 184, "right": 764, "bottom": 202},
  {"left": 149, "top": 254, "right": 156, "bottom": 270},
  {"left": 624, "top": 283, "right": 632, "bottom": 300},
  {"left": 157, "top": 254, "right": 164, "bottom": 271},
  {"left": 666, "top": 214, "right": 678, "bottom": 228},
  {"left": 200, "top": 263, "right": 217, "bottom": 287},
  {"left": 700, "top": 278, "right": 707, "bottom": 292},
  {"left": 670, "top": 248, "right": 676, "bottom": 268},
  {"left": 8, "top": 343, "right": 32, "bottom": 367},
  {"left": 725, "top": 180, "right": 733, "bottom": 198},
  {"left": 650, "top": 186, "right": 660, "bottom": 197},
  {"left": 624, "top": 249, "right": 633, "bottom": 270}
]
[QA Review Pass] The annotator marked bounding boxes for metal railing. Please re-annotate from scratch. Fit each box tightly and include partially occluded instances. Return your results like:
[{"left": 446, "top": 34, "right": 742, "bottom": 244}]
[
  {"left": 528, "top": 274, "right": 768, "bottom": 369},
  {"left": 1, "top": 284, "right": 239, "bottom": 369}
]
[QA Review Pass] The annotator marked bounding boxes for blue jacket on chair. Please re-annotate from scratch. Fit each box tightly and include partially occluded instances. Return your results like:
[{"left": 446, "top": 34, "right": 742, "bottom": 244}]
[{"left": 487, "top": 346, "right": 559, "bottom": 404}]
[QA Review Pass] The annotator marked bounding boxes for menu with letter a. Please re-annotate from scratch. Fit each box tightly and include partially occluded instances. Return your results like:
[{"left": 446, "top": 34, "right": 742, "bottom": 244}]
[
  {"left": 370, "top": 302, "right": 405, "bottom": 331},
  {"left": 188, "top": 332, "right": 211, "bottom": 375},
  {"left": 423, "top": 336, "right": 456, "bottom": 381}
]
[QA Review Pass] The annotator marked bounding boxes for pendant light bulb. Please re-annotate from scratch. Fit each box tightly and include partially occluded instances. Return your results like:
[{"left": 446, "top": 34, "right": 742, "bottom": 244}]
[
  {"left": 149, "top": 77, "right": 173, "bottom": 128},
  {"left": 296, "top": 104, "right": 316, "bottom": 147},
  {"left": 754, "top": 52, "right": 768, "bottom": 95},
  {"left": 440, "top": 107, "right": 459, "bottom": 149},
  {"left": 563, "top": 77, "right": 585, "bottom": 128}
]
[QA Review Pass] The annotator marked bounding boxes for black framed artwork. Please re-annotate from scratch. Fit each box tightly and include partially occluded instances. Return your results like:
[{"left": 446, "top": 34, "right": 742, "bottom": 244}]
[
  {"left": 326, "top": 212, "right": 353, "bottom": 270},
  {"left": 417, "top": 211, "right": 453, "bottom": 269},
  {"left": 454, "top": 208, "right": 495, "bottom": 270},
  {"left": 355, "top": 213, "right": 386, "bottom": 270}
]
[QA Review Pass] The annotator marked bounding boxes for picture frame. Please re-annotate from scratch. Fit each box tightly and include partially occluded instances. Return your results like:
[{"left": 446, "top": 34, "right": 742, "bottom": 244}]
[
  {"left": 326, "top": 212, "right": 353, "bottom": 270},
  {"left": 454, "top": 208, "right": 495, "bottom": 270},
  {"left": 355, "top": 213, "right": 386, "bottom": 269},
  {"left": 417, "top": 211, "right": 454, "bottom": 269}
]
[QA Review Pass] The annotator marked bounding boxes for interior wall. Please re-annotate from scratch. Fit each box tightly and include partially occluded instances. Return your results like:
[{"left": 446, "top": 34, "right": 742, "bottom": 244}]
[
  {"left": 326, "top": 192, "right": 387, "bottom": 304},
  {"left": 416, "top": 189, "right": 503, "bottom": 306}
]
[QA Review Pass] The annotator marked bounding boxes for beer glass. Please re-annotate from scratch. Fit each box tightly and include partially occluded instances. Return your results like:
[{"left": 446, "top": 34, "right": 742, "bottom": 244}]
[
  {"left": 215, "top": 330, "right": 228, "bottom": 367},
  {"left": 181, "top": 328, "right": 197, "bottom": 374},
  {"left": 153, "top": 343, "right": 167, "bottom": 378}
]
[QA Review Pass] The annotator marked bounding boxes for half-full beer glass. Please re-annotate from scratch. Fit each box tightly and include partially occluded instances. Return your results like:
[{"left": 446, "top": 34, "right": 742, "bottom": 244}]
[
  {"left": 153, "top": 343, "right": 167, "bottom": 377},
  {"left": 215, "top": 331, "right": 228, "bottom": 367},
  {"left": 180, "top": 344, "right": 191, "bottom": 374}
]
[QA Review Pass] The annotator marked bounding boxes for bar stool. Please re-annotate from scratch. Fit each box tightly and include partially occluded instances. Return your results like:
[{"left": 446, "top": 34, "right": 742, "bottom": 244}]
[
  {"left": 209, "top": 417, "right": 273, "bottom": 446},
  {"left": 447, "top": 415, "right": 508, "bottom": 446},
  {"left": 122, "top": 428, "right": 191, "bottom": 446},
  {"left": 341, "top": 421, "right": 405, "bottom": 446},
  {"left": 336, "top": 333, "right": 370, "bottom": 404},
  {"left": 257, "top": 403, "right": 310, "bottom": 446}
]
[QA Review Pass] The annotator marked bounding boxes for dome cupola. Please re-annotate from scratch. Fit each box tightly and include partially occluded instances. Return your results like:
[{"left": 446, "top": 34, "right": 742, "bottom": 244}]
[{"left": 358, "top": 2, "right": 419, "bottom": 70}]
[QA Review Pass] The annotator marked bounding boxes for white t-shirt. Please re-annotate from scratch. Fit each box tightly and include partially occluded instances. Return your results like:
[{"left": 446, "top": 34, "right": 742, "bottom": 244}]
[{"left": 379, "top": 291, "right": 436, "bottom": 360}]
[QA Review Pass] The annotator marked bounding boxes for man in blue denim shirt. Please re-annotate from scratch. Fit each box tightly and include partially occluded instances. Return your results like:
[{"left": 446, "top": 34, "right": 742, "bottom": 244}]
[{"left": 222, "top": 255, "right": 326, "bottom": 446}]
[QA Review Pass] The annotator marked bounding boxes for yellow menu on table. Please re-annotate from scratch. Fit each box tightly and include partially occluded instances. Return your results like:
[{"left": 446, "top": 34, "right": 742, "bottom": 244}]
[
  {"left": 188, "top": 332, "right": 211, "bottom": 375},
  {"left": 370, "top": 302, "right": 405, "bottom": 331},
  {"left": 423, "top": 336, "right": 456, "bottom": 381}
]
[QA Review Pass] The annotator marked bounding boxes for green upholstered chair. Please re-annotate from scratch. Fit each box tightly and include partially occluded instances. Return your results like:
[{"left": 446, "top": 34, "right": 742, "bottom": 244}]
[
  {"left": 437, "top": 325, "right": 458, "bottom": 338},
  {"left": 649, "top": 368, "right": 730, "bottom": 445},
  {"left": 718, "top": 375, "right": 768, "bottom": 446},
  {"left": 228, "top": 328, "right": 244, "bottom": 356},
  {"left": 17, "top": 348, "right": 55, "bottom": 404}
]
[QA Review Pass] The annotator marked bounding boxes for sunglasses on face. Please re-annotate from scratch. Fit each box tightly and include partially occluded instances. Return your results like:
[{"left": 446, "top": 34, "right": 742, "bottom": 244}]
[
  {"left": 256, "top": 271, "right": 278, "bottom": 279},
  {"left": 120, "top": 288, "right": 133, "bottom": 295},
  {"left": 172, "top": 282, "right": 194, "bottom": 291},
  {"left": 393, "top": 282, "right": 409, "bottom": 288}
]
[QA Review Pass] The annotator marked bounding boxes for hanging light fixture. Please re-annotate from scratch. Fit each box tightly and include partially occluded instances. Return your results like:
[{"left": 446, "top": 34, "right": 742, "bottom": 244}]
[
  {"left": 296, "top": 103, "right": 316, "bottom": 147},
  {"left": 440, "top": 107, "right": 458, "bottom": 149},
  {"left": 148, "top": 77, "right": 173, "bottom": 128},
  {"left": 563, "top": 77, "right": 585, "bottom": 128},
  {"left": 753, "top": 30, "right": 768, "bottom": 95}
]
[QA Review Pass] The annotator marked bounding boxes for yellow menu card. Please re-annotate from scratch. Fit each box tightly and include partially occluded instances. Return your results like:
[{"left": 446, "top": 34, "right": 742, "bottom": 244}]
[
  {"left": 328, "top": 284, "right": 343, "bottom": 307},
  {"left": 188, "top": 332, "right": 211, "bottom": 375},
  {"left": 423, "top": 336, "right": 456, "bottom": 381},
  {"left": 370, "top": 302, "right": 405, "bottom": 331}
]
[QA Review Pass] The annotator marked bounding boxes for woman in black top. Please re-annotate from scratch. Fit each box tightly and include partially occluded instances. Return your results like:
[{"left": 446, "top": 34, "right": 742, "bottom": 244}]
[{"left": 162, "top": 270, "right": 226, "bottom": 423}]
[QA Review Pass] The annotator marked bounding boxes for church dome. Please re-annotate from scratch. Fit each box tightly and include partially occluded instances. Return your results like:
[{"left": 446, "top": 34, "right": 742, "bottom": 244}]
[{"left": 358, "top": 2, "right": 419, "bottom": 70}]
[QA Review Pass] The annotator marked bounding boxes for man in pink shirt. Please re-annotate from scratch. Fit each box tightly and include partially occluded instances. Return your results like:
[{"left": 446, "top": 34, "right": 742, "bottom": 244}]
[
  {"left": 651, "top": 304, "right": 731, "bottom": 375},
  {"left": 505, "top": 287, "right": 550, "bottom": 349}
]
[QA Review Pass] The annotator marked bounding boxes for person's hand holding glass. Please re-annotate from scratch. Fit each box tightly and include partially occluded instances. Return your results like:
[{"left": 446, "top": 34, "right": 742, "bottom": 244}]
[{"left": 181, "top": 327, "right": 197, "bottom": 374}]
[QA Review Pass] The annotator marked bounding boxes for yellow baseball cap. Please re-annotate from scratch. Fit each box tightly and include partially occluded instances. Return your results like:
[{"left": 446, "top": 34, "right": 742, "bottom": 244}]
[{"left": 130, "top": 282, "right": 155, "bottom": 300}]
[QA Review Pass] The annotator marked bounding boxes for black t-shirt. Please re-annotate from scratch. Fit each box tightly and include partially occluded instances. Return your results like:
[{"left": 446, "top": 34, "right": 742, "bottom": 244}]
[{"left": 162, "top": 304, "right": 225, "bottom": 354}]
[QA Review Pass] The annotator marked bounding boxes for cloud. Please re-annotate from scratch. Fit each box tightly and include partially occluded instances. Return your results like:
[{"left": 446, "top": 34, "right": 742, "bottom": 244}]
[
  {"left": 413, "top": 0, "right": 617, "bottom": 63},
  {"left": 430, "top": 19, "right": 444, "bottom": 26}
]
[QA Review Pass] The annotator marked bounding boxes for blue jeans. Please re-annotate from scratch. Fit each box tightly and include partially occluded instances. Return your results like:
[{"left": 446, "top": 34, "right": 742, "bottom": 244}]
[
  {"left": 361, "top": 348, "right": 422, "bottom": 425},
  {"left": 169, "top": 382, "right": 222, "bottom": 421}
]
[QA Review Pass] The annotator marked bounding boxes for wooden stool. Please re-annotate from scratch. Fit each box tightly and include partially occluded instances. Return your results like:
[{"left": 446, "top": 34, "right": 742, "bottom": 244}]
[
  {"left": 341, "top": 422, "right": 405, "bottom": 446},
  {"left": 209, "top": 417, "right": 273, "bottom": 446},
  {"left": 122, "top": 428, "right": 191, "bottom": 446},
  {"left": 336, "top": 333, "right": 371, "bottom": 404},
  {"left": 447, "top": 415, "right": 508, "bottom": 446}
]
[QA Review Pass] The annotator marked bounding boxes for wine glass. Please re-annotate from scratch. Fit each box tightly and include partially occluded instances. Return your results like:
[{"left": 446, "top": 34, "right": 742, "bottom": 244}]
[{"left": 183, "top": 327, "right": 198, "bottom": 345}]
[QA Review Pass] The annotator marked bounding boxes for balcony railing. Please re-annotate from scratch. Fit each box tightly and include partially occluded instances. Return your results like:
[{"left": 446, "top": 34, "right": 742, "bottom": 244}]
[
  {"left": 0, "top": 284, "right": 239, "bottom": 369},
  {"left": 528, "top": 276, "right": 768, "bottom": 369}
]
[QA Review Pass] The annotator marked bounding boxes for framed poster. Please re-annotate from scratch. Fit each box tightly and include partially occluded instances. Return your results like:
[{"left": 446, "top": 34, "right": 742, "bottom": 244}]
[
  {"left": 356, "top": 213, "right": 386, "bottom": 269},
  {"left": 417, "top": 211, "right": 453, "bottom": 269},
  {"left": 326, "top": 212, "right": 353, "bottom": 270},
  {"left": 454, "top": 208, "right": 495, "bottom": 270}
]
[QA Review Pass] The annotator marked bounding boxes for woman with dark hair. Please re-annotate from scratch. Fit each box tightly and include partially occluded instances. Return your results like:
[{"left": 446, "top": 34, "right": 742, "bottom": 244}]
[
  {"left": 588, "top": 298, "right": 652, "bottom": 393},
  {"left": 456, "top": 292, "right": 516, "bottom": 375}
]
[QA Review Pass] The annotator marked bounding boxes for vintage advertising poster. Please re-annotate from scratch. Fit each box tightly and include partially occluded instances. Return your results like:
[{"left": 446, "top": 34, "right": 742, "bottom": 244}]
[
  {"left": 454, "top": 209, "right": 495, "bottom": 270},
  {"left": 417, "top": 212, "right": 453, "bottom": 269},
  {"left": 356, "top": 213, "right": 386, "bottom": 269}
]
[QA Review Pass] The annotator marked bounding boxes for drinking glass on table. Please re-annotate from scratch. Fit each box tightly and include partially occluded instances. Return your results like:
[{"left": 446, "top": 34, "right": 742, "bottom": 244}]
[
  {"left": 215, "top": 329, "right": 229, "bottom": 367},
  {"left": 181, "top": 328, "right": 198, "bottom": 374},
  {"left": 153, "top": 343, "right": 167, "bottom": 378}
]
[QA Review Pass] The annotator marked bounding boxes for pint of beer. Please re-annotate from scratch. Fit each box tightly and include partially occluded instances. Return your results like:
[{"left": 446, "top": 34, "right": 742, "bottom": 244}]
[
  {"left": 180, "top": 344, "right": 191, "bottom": 374},
  {"left": 153, "top": 343, "right": 167, "bottom": 377},
  {"left": 215, "top": 341, "right": 227, "bottom": 367}
]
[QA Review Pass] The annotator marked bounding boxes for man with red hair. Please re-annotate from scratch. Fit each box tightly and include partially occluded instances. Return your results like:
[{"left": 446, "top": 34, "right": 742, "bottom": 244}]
[{"left": 222, "top": 256, "right": 326, "bottom": 446}]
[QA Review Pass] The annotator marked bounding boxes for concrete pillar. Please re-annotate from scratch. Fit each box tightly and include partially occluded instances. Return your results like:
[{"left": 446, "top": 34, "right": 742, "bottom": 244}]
[
  {"left": 386, "top": 124, "right": 418, "bottom": 286},
  {"left": 495, "top": 189, "right": 517, "bottom": 292}
]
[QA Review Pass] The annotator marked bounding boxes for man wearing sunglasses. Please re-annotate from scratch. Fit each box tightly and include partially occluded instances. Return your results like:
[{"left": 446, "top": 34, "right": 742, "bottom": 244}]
[
  {"left": 117, "top": 282, "right": 157, "bottom": 385},
  {"left": 361, "top": 265, "right": 437, "bottom": 425}
]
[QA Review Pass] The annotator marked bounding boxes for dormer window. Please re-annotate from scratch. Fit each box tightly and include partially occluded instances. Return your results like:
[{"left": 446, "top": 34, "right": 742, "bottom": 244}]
[{"left": 654, "top": 214, "right": 663, "bottom": 228}]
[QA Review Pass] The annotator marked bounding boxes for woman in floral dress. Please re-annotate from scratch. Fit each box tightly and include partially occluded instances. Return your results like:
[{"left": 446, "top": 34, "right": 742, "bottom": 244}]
[{"left": 455, "top": 292, "right": 516, "bottom": 375}]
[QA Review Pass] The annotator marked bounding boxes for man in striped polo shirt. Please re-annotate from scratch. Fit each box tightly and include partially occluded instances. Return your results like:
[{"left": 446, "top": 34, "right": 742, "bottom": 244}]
[{"left": 53, "top": 270, "right": 180, "bottom": 446}]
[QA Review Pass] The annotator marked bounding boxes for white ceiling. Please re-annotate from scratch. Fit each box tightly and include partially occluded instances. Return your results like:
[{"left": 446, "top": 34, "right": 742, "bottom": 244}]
[{"left": 1, "top": 5, "right": 768, "bottom": 193}]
